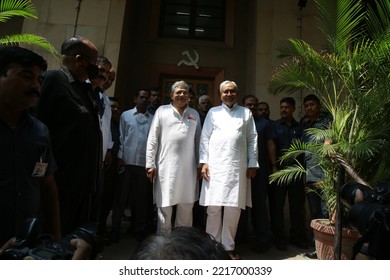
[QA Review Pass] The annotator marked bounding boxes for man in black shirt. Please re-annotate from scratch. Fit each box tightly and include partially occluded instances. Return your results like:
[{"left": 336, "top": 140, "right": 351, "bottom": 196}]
[
  {"left": 269, "top": 97, "right": 308, "bottom": 250},
  {"left": 0, "top": 47, "right": 60, "bottom": 246},
  {"left": 37, "top": 36, "right": 102, "bottom": 235}
]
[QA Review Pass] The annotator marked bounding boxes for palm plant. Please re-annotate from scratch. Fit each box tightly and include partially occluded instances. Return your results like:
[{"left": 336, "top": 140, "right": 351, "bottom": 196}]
[
  {"left": 0, "top": 0, "right": 60, "bottom": 59},
  {"left": 269, "top": 0, "right": 390, "bottom": 219}
]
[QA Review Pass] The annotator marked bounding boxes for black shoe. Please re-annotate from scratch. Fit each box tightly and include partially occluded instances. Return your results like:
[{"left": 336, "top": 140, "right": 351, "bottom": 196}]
[{"left": 303, "top": 251, "right": 318, "bottom": 259}]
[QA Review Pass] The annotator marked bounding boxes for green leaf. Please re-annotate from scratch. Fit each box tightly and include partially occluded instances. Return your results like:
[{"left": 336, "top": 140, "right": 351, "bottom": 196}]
[
  {"left": 0, "top": 0, "right": 37, "bottom": 22},
  {"left": 269, "top": 161, "right": 306, "bottom": 186},
  {"left": 0, "top": 1, "right": 60, "bottom": 60},
  {"left": 0, "top": 34, "right": 60, "bottom": 60}
]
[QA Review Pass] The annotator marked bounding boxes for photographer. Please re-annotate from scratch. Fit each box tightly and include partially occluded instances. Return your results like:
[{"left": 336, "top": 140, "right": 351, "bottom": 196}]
[
  {"left": 341, "top": 182, "right": 390, "bottom": 259},
  {"left": 0, "top": 47, "right": 60, "bottom": 248},
  {"left": 0, "top": 236, "right": 92, "bottom": 260},
  {"left": 0, "top": 215, "right": 104, "bottom": 260}
]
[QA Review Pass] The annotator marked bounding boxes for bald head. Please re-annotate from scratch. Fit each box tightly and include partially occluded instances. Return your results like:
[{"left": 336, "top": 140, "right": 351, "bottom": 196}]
[{"left": 61, "top": 35, "right": 99, "bottom": 82}]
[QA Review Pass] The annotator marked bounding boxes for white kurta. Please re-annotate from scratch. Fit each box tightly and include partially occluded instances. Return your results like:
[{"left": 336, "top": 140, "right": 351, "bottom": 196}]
[
  {"left": 145, "top": 104, "right": 201, "bottom": 207},
  {"left": 199, "top": 103, "right": 258, "bottom": 209}
]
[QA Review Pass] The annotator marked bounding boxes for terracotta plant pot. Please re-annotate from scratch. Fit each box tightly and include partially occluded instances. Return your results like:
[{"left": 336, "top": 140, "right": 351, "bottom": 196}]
[{"left": 311, "top": 219, "right": 360, "bottom": 260}]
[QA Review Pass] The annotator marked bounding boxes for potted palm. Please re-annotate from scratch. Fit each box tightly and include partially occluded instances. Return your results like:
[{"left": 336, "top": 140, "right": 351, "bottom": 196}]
[{"left": 269, "top": 0, "right": 390, "bottom": 259}]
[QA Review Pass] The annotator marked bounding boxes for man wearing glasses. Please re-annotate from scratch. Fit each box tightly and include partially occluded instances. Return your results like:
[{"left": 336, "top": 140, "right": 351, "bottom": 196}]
[{"left": 37, "top": 35, "right": 102, "bottom": 235}]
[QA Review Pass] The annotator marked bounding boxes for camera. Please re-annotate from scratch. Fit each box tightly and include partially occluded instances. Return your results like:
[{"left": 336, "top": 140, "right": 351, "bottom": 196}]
[
  {"left": 341, "top": 182, "right": 390, "bottom": 259},
  {"left": 0, "top": 218, "right": 104, "bottom": 260}
]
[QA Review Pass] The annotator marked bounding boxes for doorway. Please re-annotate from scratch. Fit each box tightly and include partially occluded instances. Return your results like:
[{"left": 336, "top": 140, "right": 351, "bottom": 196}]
[{"left": 149, "top": 63, "right": 224, "bottom": 106}]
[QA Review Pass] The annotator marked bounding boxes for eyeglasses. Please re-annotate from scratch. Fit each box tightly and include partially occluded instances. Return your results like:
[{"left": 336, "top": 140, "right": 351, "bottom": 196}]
[{"left": 79, "top": 54, "right": 97, "bottom": 65}]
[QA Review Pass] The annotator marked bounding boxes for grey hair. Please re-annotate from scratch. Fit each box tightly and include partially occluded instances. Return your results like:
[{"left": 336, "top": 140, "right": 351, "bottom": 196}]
[
  {"left": 198, "top": 94, "right": 211, "bottom": 104},
  {"left": 132, "top": 235, "right": 167, "bottom": 259},
  {"left": 171, "top": 80, "right": 189, "bottom": 93},
  {"left": 132, "top": 227, "right": 230, "bottom": 260},
  {"left": 219, "top": 80, "right": 237, "bottom": 92}
]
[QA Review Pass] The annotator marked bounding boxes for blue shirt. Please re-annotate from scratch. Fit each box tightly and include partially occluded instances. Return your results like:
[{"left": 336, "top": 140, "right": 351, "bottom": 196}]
[{"left": 118, "top": 108, "right": 153, "bottom": 167}]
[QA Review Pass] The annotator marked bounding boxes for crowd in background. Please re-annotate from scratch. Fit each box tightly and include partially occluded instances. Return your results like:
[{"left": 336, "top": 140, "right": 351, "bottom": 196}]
[{"left": 0, "top": 35, "right": 329, "bottom": 260}]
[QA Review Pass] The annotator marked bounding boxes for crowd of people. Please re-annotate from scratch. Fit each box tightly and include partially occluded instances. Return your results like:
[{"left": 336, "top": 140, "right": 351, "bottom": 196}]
[{"left": 0, "top": 34, "right": 330, "bottom": 260}]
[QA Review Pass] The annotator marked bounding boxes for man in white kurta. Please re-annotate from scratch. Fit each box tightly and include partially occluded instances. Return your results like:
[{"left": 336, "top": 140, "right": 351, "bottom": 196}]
[
  {"left": 199, "top": 80, "right": 258, "bottom": 257},
  {"left": 146, "top": 81, "right": 201, "bottom": 234}
]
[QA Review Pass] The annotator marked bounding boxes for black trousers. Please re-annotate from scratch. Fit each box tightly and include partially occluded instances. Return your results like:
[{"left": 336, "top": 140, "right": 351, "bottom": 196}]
[
  {"left": 236, "top": 169, "right": 270, "bottom": 245},
  {"left": 111, "top": 165, "right": 153, "bottom": 235},
  {"left": 305, "top": 182, "right": 328, "bottom": 220},
  {"left": 97, "top": 159, "right": 119, "bottom": 233},
  {"left": 269, "top": 179, "right": 307, "bottom": 243},
  {"left": 251, "top": 170, "right": 271, "bottom": 244}
]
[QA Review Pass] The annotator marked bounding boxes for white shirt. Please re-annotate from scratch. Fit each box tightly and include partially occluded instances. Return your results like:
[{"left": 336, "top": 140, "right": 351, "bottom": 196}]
[
  {"left": 146, "top": 104, "right": 201, "bottom": 207},
  {"left": 84, "top": 80, "right": 113, "bottom": 160},
  {"left": 199, "top": 103, "right": 258, "bottom": 209},
  {"left": 100, "top": 92, "right": 114, "bottom": 160},
  {"left": 118, "top": 107, "right": 153, "bottom": 167}
]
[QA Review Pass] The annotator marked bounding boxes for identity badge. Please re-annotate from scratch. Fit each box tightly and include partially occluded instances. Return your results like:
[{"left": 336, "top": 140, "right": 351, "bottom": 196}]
[{"left": 32, "top": 162, "right": 48, "bottom": 177}]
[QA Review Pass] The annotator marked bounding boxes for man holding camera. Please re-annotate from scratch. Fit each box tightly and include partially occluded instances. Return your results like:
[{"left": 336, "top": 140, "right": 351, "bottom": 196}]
[
  {"left": 0, "top": 46, "right": 60, "bottom": 246},
  {"left": 0, "top": 233, "right": 92, "bottom": 260}
]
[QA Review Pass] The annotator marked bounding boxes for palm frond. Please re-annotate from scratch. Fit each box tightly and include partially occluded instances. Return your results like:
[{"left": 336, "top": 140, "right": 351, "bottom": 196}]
[
  {"left": 278, "top": 139, "right": 315, "bottom": 164},
  {"left": 303, "top": 127, "right": 331, "bottom": 143},
  {"left": 315, "top": 0, "right": 365, "bottom": 53},
  {"left": 269, "top": 62, "right": 312, "bottom": 94},
  {"left": 366, "top": 0, "right": 390, "bottom": 40},
  {"left": 0, "top": 0, "right": 37, "bottom": 22},
  {"left": 276, "top": 39, "right": 317, "bottom": 59},
  {"left": 269, "top": 161, "right": 306, "bottom": 186},
  {"left": 0, "top": 34, "right": 60, "bottom": 60}
]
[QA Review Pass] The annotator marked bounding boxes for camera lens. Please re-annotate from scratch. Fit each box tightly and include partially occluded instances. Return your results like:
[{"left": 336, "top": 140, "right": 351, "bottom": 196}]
[{"left": 348, "top": 201, "right": 382, "bottom": 234}]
